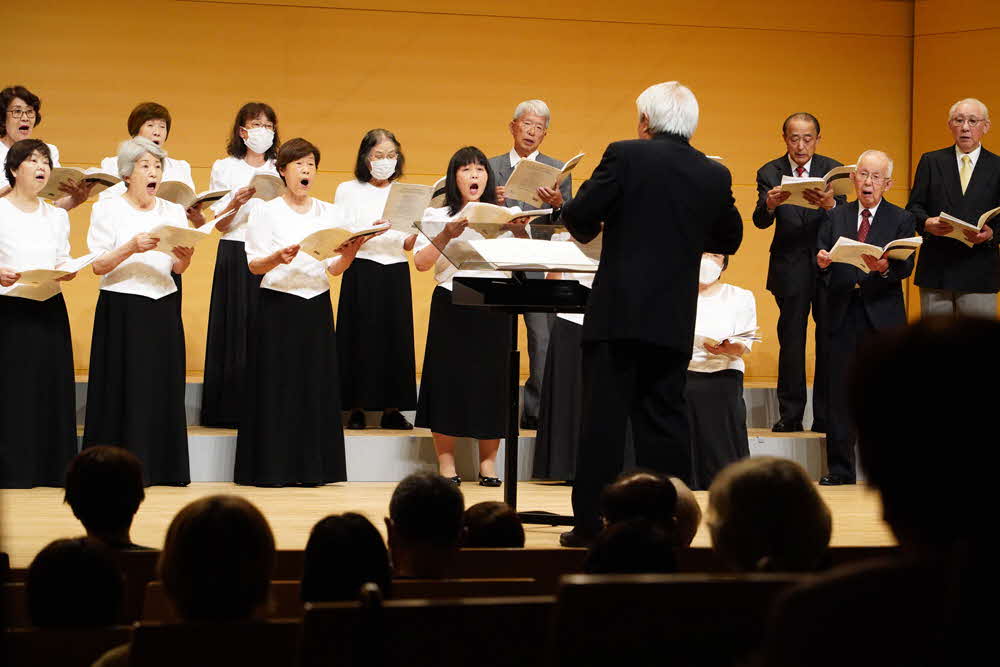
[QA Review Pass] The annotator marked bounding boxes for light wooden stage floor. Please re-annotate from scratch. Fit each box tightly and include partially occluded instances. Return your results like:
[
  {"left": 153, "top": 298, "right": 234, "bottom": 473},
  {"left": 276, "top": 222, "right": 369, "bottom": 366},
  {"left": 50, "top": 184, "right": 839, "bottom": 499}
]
[{"left": 0, "top": 481, "right": 895, "bottom": 568}]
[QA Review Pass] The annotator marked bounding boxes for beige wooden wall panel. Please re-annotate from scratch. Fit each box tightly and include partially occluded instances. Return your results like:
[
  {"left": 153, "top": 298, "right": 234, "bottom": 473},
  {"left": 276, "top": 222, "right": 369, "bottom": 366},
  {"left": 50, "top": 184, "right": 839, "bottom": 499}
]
[{"left": 13, "top": 0, "right": 913, "bottom": 382}]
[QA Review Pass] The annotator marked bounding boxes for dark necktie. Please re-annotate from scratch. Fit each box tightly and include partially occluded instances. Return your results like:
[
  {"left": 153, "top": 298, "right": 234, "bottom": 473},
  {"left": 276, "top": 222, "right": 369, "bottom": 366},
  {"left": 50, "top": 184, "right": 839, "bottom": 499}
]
[{"left": 858, "top": 209, "right": 872, "bottom": 243}]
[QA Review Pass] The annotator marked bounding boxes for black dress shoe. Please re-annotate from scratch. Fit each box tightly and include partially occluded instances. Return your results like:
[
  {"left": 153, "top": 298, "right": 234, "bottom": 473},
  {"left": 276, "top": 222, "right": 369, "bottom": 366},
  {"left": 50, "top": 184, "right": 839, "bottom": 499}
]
[
  {"left": 478, "top": 473, "right": 502, "bottom": 487},
  {"left": 520, "top": 415, "right": 539, "bottom": 430},
  {"left": 447, "top": 475, "right": 462, "bottom": 486},
  {"left": 819, "top": 474, "right": 856, "bottom": 486},
  {"left": 559, "top": 530, "right": 596, "bottom": 548},
  {"left": 346, "top": 410, "right": 366, "bottom": 430},
  {"left": 380, "top": 411, "right": 413, "bottom": 430},
  {"left": 811, "top": 421, "right": 828, "bottom": 433},
  {"left": 772, "top": 420, "right": 804, "bottom": 433}
]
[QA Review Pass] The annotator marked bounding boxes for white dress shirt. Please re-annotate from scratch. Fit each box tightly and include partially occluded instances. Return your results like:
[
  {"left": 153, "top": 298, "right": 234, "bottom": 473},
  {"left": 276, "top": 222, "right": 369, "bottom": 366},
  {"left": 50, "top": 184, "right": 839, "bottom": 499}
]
[
  {"left": 0, "top": 141, "right": 60, "bottom": 190},
  {"left": 207, "top": 156, "right": 279, "bottom": 242},
  {"left": 0, "top": 197, "right": 71, "bottom": 301},
  {"left": 509, "top": 148, "right": 540, "bottom": 169},
  {"left": 413, "top": 206, "right": 520, "bottom": 291},
  {"left": 689, "top": 283, "right": 757, "bottom": 374},
  {"left": 98, "top": 155, "right": 195, "bottom": 200},
  {"left": 87, "top": 196, "right": 187, "bottom": 300},
  {"left": 788, "top": 155, "right": 812, "bottom": 177},
  {"left": 955, "top": 143, "right": 982, "bottom": 174},
  {"left": 333, "top": 179, "right": 411, "bottom": 265},
  {"left": 245, "top": 196, "right": 353, "bottom": 299}
]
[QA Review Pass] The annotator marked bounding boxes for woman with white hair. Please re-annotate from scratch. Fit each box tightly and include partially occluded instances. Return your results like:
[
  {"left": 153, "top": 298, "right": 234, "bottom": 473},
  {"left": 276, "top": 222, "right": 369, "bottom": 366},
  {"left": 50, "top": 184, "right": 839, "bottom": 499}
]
[
  {"left": 0, "top": 139, "right": 79, "bottom": 487},
  {"left": 82, "top": 136, "right": 195, "bottom": 486}
]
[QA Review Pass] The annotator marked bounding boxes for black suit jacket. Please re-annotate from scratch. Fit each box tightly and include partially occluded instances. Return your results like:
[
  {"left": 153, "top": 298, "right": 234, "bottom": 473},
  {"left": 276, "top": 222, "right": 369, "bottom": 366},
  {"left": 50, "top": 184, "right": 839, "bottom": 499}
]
[
  {"left": 816, "top": 199, "right": 915, "bottom": 331},
  {"left": 906, "top": 145, "right": 1000, "bottom": 292},
  {"left": 753, "top": 153, "right": 846, "bottom": 295},
  {"left": 561, "top": 133, "right": 743, "bottom": 352}
]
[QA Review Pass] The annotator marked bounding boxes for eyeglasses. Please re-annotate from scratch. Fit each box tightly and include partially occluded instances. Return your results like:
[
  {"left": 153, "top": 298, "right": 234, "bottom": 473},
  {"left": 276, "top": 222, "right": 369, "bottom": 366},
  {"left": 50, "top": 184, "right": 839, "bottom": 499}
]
[
  {"left": 370, "top": 152, "right": 398, "bottom": 160},
  {"left": 7, "top": 107, "right": 37, "bottom": 119},
  {"left": 517, "top": 120, "right": 547, "bottom": 132},
  {"left": 247, "top": 121, "right": 275, "bottom": 131},
  {"left": 950, "top": 116, "right": 986, "bottom": 128},
  {"left": 857, "top": 171, "right": 887, "bottom": 184}
]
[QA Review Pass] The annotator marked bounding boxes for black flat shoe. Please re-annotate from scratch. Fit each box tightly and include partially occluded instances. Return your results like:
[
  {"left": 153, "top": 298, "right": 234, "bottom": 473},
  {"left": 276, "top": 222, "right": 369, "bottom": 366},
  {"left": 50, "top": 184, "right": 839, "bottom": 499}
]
[
  {"left": 811, "top": 421, "right": 828, "bottom": 433},
  {"left": 448, "top": 475, "right": 462, "bottom": 486},
  {"left": 478, "top": 474, "right": 502, "bottom": 487},
  {"left": 346, "top": 410, "right": 366, "bottom": 430},
  {"left": 772, "top": 420, "right": 803, "bottom": 433},
  {"left": 819, "top": 474, "right": 856, "bottom": 486},
  {"left": 519, "top": 415, "right": 539, "bottom": 430},
  {"left": 380, "top": 411, "right": 413, "bottom": 430},
  {"left": 559, "top": 530, "right": 596, "bottom": 548}
]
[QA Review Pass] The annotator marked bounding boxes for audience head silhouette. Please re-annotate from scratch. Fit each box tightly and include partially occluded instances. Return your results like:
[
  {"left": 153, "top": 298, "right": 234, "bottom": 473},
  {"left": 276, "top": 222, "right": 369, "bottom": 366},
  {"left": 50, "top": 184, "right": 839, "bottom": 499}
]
[
  {"left": 670, "top": 476, "right": 702, "bottom": 547},
  {"left": 584, "top": 519, "right": 677, "bottom": 574},
  {"left": 64, "top": 446, "right": 146, "bottom": 549},
  {"left": 386, "top": 472, "right": 465, "bottom": 578},
  {"left": 27, "top": 537, "right": 123, "bottom": 628},
  {"left": 302, "top": 512, "right": 392, "bottom": 602},
  {"left": 158, "top": 495, "right": 275, "bottom": 621},
  {"left": 708, "top": 457, "right": 831, "bottom": 572},
  {"left": 600, "top": 471, "right": 679, "bottom": 534},
  {"left": 462, "top": 501, "right": 525, "bottom": 548}
]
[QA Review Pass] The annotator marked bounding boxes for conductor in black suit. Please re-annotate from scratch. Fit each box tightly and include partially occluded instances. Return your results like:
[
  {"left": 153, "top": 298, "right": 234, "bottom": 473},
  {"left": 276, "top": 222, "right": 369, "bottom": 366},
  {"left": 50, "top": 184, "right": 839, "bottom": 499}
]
[
  {"left": 907, "top": 97, "right": 999, "bottom": 318},
  {"left": 816, "top": 150, "right": 915, "bottom": 485},
  {"left": 557, "top": 82, "right": 743, "bottom": 544},
  {"left": 753, "top": 113, "right": 845, "bottom": 433},
  {"left": 488, "top": 100, "right": 574, "bottom": 430}
]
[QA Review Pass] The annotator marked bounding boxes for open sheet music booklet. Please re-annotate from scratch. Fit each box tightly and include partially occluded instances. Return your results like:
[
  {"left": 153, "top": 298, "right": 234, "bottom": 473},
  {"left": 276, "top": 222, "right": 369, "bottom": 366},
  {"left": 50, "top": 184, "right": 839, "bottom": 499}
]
[
  {"left": 383, "top": 177, "right": 446, "bottom": 230},
  {"left": 457, "top": 202, "right": 552, "bottom": 225},
  {"left": 147, "top": 224, "right": 214, "bottom": 254},
  {"left": 828, "top": 236, "right": 923, "bottom": 272},
  {"left": 157, "top": 181, "right": 229, "bottom": 210},
  {"left": 694, "top": 329, "right": 762, "bottom": 351},
  {"left": 39, "top": 168, "right": 120, "bottom": 201},
  {"left": 466, "top": 237, "right": 598, "bottom": 272},
  {"left": 779, "top": 165, "right": 856, "bottom": 208},
  {"left": 299, "top": 223, "right": 392, "bottom": 262},
  {"left": 939, "top": 205, "right": 1000, "bottom": 247},
  {"left": 16, "top": 253, "right": 100, "bottom": 284},
  {"left": 248, "top": 174, "right": 286, "bottom": 201},
  {"left": 503, "top": 153, "right": 584, "bottom": 208}
]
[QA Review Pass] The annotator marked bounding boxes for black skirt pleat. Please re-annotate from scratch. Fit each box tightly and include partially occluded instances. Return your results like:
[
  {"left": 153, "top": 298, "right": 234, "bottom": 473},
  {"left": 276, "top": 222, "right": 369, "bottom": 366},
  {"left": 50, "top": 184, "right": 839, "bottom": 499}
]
[
  {"left": 336, "top": 258, "right": 417, "bottom": 410},
  {"left": 533, "top": 317, "right": 584, "bottom": 480},
  {"left": 235, "top": 288, "right": 346, "bottom": 486},
  {"left": 201, "top": 240, "right": 262, "bottom": 427},
  {"left": 415, "top": 286, "right": 512, "bottom": 440},
  {"left": 82, "top": 290, "right": 189, "bottom": 486},
  {"left": 686, "top": 369, "right": 750, "bottom": 490},
  {"left": 0, "top": 294, "right": 78, "bottom": 488}
]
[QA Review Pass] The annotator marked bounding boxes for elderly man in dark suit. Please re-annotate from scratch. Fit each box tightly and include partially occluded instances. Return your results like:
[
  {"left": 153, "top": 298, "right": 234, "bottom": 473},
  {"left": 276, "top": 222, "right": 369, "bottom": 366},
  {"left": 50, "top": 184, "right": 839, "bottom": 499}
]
[
  {"left": 753, "top": 112, "right": 846, "bottom": 434},
  {"left": 557, "top": 81, "right": 743, "bottom": 544},
  {"left": 489, "top": 100, "right": 574, "bottom": 430},
  {"left": 907, "top": 97, "right": 999, "bottom": 319},
  {"left": 816, "top": 150, "right": 916, "bottom": 485}
]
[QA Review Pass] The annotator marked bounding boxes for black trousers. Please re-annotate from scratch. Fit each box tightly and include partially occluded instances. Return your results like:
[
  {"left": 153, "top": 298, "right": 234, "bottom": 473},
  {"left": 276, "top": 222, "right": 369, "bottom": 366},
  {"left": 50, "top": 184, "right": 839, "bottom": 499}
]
[
  {"left": 571, "top": 341, "right": 691, "bottom": 534},
  {"left": 826, "top": 292, "right": 874, "bottom": 481},
  {"left": 774, "top": 282, "right": 830, "bottom": 426}
]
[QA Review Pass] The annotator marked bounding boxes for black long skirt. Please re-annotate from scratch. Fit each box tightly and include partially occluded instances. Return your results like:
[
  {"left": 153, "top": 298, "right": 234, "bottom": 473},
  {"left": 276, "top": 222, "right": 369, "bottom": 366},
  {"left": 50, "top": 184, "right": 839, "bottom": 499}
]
[
  {"left": 533, "top": 318, "right": 584, "bottom": 480},
  {"left": 0, "top": 294, "right": 78, "bottom": 488},
  {"left": 686, "top": 369, "right": 749, "bottom": 490},
  {"left": 415, "top": 286, "right": 511, "bottom": 439},
  {"left": 235, "top": 289, "right": 346, "bottom": 486},
  {"left": 201, "top": 240, "right": 262, "bottom": 427},
  {"left": 336, "top": 258, "right": 416, "bottom": 410},
  {"left": 82, "top": 290, "right": 189, "bottom": 486}
]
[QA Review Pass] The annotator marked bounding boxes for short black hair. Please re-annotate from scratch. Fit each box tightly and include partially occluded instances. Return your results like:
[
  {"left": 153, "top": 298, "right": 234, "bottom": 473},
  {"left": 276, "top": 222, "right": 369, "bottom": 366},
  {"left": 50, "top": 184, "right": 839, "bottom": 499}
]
[
  {"left": 127, "top": 102, "right": 172, "bottom": 138},
  {"left": 0, "top": 85, "right": 42, "bottom": 137},
  {"left": 276, "top": 137, "right": 321, "bottom": 184},
  {"left": 444, "top": 146, "right": 498, "bottom": 215},
  {"left": 462, "top": 501, "right": 525, "bottom": 548},
  {"left": 584, "top": 519, "right": 678, "bottom": 575},
  {"left": 389, "top": 472, "right": 465, "bottom": 548},
  {"left": 722, "top": 255, "right": 729, "bottom": 271},
  {"left": 65, "top": 446, "right": 145, "bottom": 535},
  {"left": 301, "top": 513, "right": 392, "bottom": 602},
  {"left": 3, "top": 138, "right": 51, "bottom": 188},
  {"left": 782, "top": 112, "right": 821, "bottom": 136},
  {"left": 27, "top": 537, "right": 123, "bottom": 628},
  {"left": 354, "top": 128, "right": 405, "bottom": 183},
  {"left": 600, "top": 471, "right": 678, "bottom": 529},
  {"left": 227, "top": 102, "right": 279, "bottom": 161}
]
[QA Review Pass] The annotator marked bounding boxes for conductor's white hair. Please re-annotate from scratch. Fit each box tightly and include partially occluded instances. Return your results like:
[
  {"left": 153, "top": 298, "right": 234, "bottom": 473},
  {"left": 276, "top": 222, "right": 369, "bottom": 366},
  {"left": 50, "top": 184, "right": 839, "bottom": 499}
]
[
  {"left": 636, "top": 81, "right": 699, "bottom": 139},
  {"left": 856, "top": 150, "right": 894, "bottom": 178},
  {"left": 117, "top": 136, "right": 166, "bottom": 179},
  {"left": 512, "top": 99, "right": 551, "bottom": 128},
  {"left": 949, "top": 97, "right": 990, "bottom": 121}
]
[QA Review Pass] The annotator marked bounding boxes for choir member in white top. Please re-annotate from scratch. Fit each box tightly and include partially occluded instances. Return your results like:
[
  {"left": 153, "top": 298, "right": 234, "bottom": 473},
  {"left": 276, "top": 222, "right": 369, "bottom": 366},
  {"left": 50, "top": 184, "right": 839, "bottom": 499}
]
[
  {"left": 0, "top": 139, "right": 79, "bottom": 487},
  {"left": 334, "top": 129, "right": 419, "bottom": 431},
  {"left": 413, "top": 146, "right": 530, "bottom": 487},
  {"left": 200, "top": 102, "right": 281, "bottom": 428},
  {"left": 83, "top": 137, "right": 196, "bottom": 486},
  {"left": 0, "top": 85, "right": 91, "bottom": 210},
  {"left": 687, "top": 253, "right": 758, "bottom": 489},
  {"left": 236, "top": 138, "right": 374, "bottom": 487}
]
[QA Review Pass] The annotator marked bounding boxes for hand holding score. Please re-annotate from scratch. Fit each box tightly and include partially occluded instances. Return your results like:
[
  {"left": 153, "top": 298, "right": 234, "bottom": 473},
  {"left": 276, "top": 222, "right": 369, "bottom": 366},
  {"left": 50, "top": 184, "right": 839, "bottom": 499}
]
[
  {"left": 802, "top": 185, "right": 835, "bottom": 210},
  {"left": 275, "top": 245, "right": 300, "bottom": 264},
  {"left": 132, "top": 233, "right": 159, "bottom": 253},
  {"left": 537, "top": 186, "right": 564, "bottom": 208},
  {"left": 861, "top": 254, "right": 889, "bottom": 274},
  {"left": 816, "top": 249, "right": 832, "bottom": 269},
  {"left": 0, "top": 268, "right": 21, "bottom": 287},
  {"left": 766, "top": 185, "right": 791, "bottom": 210},
  {"left": 964, "top": 224, "right": 994, "bottom": 244},
  {"left": 922, "top": 216, "right": 954, "bottom": 236},
  {"left": 704, "top": 339, "right": 746, "bottom": 357}
]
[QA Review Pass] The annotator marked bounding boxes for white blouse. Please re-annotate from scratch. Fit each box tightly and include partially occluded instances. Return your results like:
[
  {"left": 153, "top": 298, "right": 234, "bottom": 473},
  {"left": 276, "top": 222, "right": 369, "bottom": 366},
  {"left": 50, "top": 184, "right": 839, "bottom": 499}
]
[
  {"left": 208, "top": 156, "right": 279, "bottom": 242},
  {"left": 87, "top": 196, "right": 188, "bottom": 300},
  {"left": 413, "top": 205, "right": 519, "bottom": 291},
  {"left": 0, "top": 198, "right": 71, "bottom": 301},
  {"left": 245, "top": 196, "right": 353, "bottom": 299},
  {"left": 98, "top": 155, "right": 195, "bottom": 201},
  {"left": 689, "top": 283, "right": 757, "bottom": 374},
  {"left": 333, "top": 179, "right": 411, "bottom": 265},
  {"left": 0, "top": 141, "right": 61, "bottom": 190}
]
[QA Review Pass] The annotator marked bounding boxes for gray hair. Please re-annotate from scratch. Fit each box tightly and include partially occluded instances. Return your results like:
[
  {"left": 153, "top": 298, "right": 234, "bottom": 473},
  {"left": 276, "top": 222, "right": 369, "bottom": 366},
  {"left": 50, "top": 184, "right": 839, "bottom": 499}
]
[
  {"left": 636, "top": 81, "right": 699, "bottom": 139},
  {"left": 117, "top": 136, "right": 166, "bottom": 179},
  {"left": 948, "top": 97, "right": 990, "bottom": 121},
  {"left": 856, "top": 150, "right": 894, "bottom": 178},
  {"left": 512, "top": 99, "right": 551, "bottom": 128}
]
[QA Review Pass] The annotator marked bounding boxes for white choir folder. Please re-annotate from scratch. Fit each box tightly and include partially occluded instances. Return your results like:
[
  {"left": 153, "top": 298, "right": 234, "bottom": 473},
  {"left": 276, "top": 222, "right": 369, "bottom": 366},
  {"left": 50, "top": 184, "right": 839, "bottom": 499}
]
[
  {"left": 828, "top": 236, "right": 922, "bottom": 272},
  {"left": 779, "top": 164, "right": 856, "bottom": 208}
]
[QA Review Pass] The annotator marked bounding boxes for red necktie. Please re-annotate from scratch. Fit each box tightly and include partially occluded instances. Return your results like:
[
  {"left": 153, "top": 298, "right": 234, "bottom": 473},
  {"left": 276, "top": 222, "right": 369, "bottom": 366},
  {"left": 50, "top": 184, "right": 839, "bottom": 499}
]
[
  {"left": 858, "top": 209, "right": 872, "bottom": 243},
  {"left": 796, "top": 166, "right": 806, "bottom": 177}
]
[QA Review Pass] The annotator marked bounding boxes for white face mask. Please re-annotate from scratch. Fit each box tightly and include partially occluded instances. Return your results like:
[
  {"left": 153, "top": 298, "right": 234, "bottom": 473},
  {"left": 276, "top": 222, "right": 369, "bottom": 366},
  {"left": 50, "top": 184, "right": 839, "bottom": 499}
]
[
  {"left": 242, "top": 127, "right": 274, "bottom": 154},
  {"left": 699, "top": 257, "right": 723, "bottom": 285},
  {"left": 369, "top": 158, "right": 397, "bottom": 181}
]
